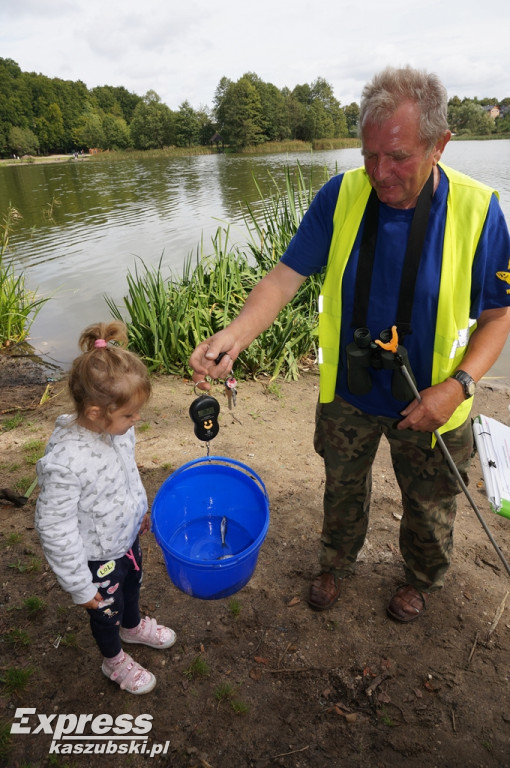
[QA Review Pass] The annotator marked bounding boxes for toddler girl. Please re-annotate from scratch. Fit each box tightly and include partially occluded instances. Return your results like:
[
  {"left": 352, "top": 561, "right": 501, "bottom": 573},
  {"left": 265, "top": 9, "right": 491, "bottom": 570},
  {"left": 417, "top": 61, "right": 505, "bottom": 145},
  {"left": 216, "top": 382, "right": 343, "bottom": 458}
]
[{"left": 35, "top": 321, "right": 175, "bottom": 694}]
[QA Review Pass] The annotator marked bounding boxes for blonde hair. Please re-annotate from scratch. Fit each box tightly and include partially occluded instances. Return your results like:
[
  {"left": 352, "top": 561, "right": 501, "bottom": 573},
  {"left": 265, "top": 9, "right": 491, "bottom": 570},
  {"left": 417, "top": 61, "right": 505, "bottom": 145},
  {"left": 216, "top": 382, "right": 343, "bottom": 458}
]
[
  {"left": 359, "top": 65, "right": 449, "bottom": 150},
  {"left": 68, "top": 321, "right": 151, "bottom": 423}
]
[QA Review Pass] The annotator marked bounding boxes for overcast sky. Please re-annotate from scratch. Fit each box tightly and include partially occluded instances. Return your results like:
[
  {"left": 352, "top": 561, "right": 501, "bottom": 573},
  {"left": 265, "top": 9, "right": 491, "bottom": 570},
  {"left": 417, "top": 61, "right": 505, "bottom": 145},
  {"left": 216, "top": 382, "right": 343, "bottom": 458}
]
[{"left": 1, "top": 0, "right": 508, "bottom": 111}]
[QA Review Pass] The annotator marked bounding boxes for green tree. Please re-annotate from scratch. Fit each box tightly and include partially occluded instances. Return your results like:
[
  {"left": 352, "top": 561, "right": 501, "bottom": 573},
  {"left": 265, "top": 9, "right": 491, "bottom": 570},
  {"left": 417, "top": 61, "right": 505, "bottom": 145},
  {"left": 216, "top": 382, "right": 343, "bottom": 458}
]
[
  {"left": 91, "top": 85, "right": 141, "bottom": 123},
  {"left": 213, "top": 77, "right": 233, "bottom": 114},
  {"left": 35, "top": 102, "right": 65, "bottom": 153},
  {"left": 215, "top": 76, "right": 264, "bottom": 148},
  {"left": 284, "top": 89, "right": 307, "bottom": 141},
  {"left": 448, "top": 100, "right": 495, "bottom": 135},
  {"left": 343, "top": 102, "right": 360, "bottom": 136},
  {"left": 8, "top": 125, "right": 39, "bottom": 155},
  {"left": 196, "top": 106, "right": 216, "bottom": 145},
  {"left": 310, "top": 78, "right": 347, "bottom": 138},
  {"left": 75, "top": 106, "right": 105, "bottom": 149},
  {"left": 129, "top": 90, "right": 175, "bottom": 149},
  {"left": 175, "top": 100, "right": 200, "bottom": 147},
  {"left": 495, "top": 110, "right": 510, "bottom": 134},
  {"left": 242, "top": 73, "right": 290, "bottom": 142},
  {"left": 0, "top": 58, "right": 33, "bottom": 154},
  {"left": 102, "top": 113, "right": 131, "bottom": 149},
  {"left": 291, "top": 80, "right": 346, "bottom": 140}
]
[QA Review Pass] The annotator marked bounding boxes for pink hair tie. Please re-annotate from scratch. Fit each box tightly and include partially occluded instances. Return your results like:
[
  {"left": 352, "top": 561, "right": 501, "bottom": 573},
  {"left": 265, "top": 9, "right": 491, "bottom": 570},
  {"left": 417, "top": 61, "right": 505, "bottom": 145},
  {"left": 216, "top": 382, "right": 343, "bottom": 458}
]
[{"left": 94, "top": 339, "right": 108, "bottom": 348}]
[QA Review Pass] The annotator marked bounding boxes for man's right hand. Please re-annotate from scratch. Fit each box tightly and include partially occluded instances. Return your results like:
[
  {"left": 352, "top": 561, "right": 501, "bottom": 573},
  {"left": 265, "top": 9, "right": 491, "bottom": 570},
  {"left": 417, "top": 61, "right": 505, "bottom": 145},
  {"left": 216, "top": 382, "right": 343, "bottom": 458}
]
[{"left": 189, "top": 331, "right": 240, "bottom": 390}]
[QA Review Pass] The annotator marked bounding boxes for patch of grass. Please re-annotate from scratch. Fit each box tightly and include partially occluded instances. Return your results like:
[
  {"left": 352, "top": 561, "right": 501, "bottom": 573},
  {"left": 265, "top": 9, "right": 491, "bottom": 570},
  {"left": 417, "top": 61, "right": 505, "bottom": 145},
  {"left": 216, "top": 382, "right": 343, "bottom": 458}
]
[
  {"left": 228, "top": 598, "right": 241, "bottom": 618},
  {"left": 23, "top": 595, "right": 46, "bottom": 619},
  {"left": 60, "top": 633, "right": 78, "bottom": 648},
  {"left": 13, "top": 476, "right": 33, "bottom": 495},
  {"left": 266, "top": 381, "right": 283, "bottom": 398},
  {"left": 378, "top": 707, "right": 395, "bottom": 727},
  {"left": 138, "top": 422, "right": 151, "bottom": 433},
  {"left": 215, "top": 682, "right": 235, "bottom": 704},
  {"left": 214, "top": 683, "right": 248, "bottom": 714},
  {"left": 1, "top": 413, "right": 24, "bottom": 431},
  {"left": 22, "top": 439, "right": 45, "bottom": 465},
  {"left": 8, "top": 555, "right": 42, "bottom": 574},
  {"left": 1, "top": 532, "right": 23, "bottom": 547},
  {"left": 0, "top": 720, "right": 12, "bottom": 764},
  {"left": 0, "top": 666, "right": 33, "bottom": 695},
  {"left": 4, "top": 628, "right": 31, "bottom": 647},
  {"left": 230, "top": 699, "right": 249, "bottom": 715},
  {"left": 48, "top": 755, "right": 78, "bottom": 767},
  {"left": 183, "top": 655, "right": 210, "bottom": 680}
]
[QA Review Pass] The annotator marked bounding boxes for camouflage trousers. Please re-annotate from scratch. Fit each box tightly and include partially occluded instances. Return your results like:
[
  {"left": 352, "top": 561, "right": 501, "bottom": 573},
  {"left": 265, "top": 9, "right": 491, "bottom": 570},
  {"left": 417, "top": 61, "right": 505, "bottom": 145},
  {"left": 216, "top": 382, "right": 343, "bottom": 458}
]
[{"left": 313, "top": 396, "right": 473, "bottom": 592}]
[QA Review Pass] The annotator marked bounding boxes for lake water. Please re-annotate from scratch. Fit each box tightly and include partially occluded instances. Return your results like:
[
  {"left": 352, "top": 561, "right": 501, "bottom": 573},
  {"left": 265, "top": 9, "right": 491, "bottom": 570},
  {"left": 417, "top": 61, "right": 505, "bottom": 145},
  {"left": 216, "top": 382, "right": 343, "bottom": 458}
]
[{"left": 1, "top": 140, "right": 510, "bottom": 376}]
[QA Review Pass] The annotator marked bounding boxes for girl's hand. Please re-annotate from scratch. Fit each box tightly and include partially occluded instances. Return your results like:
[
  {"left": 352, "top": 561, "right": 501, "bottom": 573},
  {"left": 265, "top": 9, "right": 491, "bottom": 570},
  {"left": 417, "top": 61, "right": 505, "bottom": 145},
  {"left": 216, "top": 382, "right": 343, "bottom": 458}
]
[
  {"left": 139, "top": 513, "right": 150, "bottom": 535},
  {"left": 80, "top": 591, "right": 103, "bottom": 610}
]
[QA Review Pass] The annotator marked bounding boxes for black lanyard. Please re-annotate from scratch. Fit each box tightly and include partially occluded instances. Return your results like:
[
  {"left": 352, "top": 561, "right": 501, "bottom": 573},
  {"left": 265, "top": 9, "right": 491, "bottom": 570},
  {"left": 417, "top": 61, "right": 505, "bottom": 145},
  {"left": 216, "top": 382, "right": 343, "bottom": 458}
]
[{"left": 351, "top": 170, "right": 434, "bottom": 339}]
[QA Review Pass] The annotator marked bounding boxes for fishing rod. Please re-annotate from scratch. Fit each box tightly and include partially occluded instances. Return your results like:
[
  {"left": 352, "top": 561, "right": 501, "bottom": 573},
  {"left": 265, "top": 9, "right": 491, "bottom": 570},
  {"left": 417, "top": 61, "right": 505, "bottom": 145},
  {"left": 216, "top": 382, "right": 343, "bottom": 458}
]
[{"left": 375, "top": 326, "right": 510, "bottom": 579}]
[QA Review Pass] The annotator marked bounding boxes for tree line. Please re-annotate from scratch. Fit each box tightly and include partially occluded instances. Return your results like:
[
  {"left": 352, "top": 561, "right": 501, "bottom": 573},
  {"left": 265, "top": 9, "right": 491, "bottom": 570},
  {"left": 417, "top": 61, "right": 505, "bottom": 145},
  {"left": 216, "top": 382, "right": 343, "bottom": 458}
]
[{"left": 1, "top": 57, "right": 509, "bottom": 158}]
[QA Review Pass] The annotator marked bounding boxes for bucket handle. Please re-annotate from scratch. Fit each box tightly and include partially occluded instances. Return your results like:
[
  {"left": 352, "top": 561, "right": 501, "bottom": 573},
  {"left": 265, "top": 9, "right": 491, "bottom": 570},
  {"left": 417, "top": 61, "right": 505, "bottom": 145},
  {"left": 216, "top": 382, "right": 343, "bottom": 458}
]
[{"left": 165, "top": 455, "right": 269, "bottom": 501}]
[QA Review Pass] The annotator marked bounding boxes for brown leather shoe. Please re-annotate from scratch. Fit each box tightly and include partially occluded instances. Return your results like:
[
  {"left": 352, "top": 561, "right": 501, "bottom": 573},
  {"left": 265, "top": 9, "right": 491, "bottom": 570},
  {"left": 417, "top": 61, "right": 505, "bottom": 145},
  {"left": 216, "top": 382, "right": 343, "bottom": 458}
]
[
  {"left": 387, "top": 584, "right": 429, "bottom": 623},
  {"left": 308, "top": 572, "right": 341, "bottom": 611}
]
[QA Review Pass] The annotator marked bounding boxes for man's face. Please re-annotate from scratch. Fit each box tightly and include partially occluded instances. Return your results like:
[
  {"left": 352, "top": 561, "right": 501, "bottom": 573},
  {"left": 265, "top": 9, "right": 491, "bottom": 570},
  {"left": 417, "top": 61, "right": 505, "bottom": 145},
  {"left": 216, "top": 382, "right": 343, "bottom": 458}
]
[{"left": 361, "top": 101, "right": 449, "bottom": 209}]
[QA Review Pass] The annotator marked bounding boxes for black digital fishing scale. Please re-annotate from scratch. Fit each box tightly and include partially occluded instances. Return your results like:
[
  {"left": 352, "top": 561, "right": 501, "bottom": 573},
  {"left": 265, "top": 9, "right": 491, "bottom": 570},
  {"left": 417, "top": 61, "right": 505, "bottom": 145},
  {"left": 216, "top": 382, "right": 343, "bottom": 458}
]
[{"left": 189, "top": 394, "right": 220, "bottom": 442}]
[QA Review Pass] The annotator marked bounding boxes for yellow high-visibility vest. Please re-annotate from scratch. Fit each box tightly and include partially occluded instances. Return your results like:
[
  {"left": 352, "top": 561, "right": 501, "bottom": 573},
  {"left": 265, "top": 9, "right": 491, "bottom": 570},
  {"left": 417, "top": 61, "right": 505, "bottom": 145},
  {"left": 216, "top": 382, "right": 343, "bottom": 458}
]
[{"left": 317, "top": 164, "right": 496, "bottom": 436}]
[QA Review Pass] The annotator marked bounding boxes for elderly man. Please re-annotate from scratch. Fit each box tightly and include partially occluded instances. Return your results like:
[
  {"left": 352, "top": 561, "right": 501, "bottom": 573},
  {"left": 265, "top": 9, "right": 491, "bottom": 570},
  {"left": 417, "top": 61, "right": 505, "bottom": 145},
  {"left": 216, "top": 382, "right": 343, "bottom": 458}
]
[{"left": 189, "top": 66, "right": 510, "bottom": 622}]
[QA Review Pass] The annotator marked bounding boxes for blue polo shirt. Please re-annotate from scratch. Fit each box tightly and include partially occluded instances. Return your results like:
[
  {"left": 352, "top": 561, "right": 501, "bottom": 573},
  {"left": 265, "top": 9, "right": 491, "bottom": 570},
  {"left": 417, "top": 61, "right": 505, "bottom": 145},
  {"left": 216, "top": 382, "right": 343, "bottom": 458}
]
[{"left": 281, "top": 166, "right": 510, "bottom": 418}]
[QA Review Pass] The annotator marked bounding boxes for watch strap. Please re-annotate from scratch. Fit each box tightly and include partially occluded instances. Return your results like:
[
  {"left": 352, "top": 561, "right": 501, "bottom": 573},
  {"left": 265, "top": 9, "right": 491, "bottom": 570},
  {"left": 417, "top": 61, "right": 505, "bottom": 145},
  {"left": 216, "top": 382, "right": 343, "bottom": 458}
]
[{"left": 451, "top": 370, "right": 475, "bottom": 398}]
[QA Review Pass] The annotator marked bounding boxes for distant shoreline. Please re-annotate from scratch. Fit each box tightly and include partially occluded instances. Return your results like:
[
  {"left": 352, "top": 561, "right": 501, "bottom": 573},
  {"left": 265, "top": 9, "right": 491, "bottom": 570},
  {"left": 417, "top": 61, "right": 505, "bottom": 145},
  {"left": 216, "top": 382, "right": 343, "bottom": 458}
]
[
  {"left": 2, "top": 135, "right": 508, "bottom": 169},
  {"left": 0, "top": 153, "right": 91, "bottom": 167}
]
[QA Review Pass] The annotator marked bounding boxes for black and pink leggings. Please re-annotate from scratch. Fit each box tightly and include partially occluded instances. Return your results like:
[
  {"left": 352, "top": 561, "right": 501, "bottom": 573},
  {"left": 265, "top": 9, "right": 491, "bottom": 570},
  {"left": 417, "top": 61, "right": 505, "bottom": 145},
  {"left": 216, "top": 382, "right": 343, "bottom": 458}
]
[{"left": 86, "top": 536, "right": 142, "bottom": 658}]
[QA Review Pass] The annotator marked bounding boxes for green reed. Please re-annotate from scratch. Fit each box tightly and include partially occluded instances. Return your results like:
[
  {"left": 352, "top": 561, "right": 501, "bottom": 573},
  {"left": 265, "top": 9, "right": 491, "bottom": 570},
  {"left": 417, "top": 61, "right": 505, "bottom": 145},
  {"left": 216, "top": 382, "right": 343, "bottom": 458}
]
[
  {"left": 0, "top": 206, "right": 49, "bottom": 348},
  {"left": 106, "top": 163, "right": 328, "bottom": 379}
]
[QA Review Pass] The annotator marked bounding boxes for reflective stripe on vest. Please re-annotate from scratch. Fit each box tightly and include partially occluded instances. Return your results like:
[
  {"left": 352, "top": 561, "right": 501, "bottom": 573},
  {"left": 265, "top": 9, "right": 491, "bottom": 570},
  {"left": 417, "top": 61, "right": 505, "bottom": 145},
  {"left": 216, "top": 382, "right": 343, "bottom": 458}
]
[{"left": 317, "top": 164, "right": 496, "bottom": 437}]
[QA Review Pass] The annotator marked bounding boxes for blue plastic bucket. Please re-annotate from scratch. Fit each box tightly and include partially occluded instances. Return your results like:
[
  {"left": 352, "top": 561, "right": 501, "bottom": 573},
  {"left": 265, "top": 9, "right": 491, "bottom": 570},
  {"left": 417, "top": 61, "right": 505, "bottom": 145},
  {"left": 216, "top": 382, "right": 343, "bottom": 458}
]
[{"left": 151, "top": 456, "right": 270, "bottom": 599}]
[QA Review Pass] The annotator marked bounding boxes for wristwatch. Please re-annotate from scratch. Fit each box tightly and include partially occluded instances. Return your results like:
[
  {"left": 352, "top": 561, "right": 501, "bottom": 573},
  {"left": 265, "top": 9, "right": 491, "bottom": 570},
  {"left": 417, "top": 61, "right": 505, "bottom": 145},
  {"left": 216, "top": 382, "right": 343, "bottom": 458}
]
[{"left": 450, "top": 370, "right": 476, "bottom": 398}]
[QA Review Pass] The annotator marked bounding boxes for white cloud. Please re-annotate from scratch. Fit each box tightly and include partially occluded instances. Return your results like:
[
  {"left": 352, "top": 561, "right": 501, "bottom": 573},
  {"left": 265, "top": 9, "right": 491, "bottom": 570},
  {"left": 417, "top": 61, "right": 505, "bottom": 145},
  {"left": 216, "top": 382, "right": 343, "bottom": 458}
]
[{"left": 0, "top": 0, "right": 508, "bottom": 108}]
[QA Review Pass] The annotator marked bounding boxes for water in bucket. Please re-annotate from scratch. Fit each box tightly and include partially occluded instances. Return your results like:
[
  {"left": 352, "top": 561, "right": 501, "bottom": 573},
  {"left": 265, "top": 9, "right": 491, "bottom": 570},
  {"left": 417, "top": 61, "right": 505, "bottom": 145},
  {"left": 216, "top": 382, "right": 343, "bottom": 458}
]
[{"left": 167, "top": 515, "right": 253, "bottom": 561}]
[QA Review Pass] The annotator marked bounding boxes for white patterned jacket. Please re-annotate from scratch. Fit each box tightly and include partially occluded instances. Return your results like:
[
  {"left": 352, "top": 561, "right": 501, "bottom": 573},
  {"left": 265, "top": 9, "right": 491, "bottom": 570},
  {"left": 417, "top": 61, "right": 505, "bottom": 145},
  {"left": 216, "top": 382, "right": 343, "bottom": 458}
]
[{"left": 35, "top": 415, "right": 147, "bottom": 605}]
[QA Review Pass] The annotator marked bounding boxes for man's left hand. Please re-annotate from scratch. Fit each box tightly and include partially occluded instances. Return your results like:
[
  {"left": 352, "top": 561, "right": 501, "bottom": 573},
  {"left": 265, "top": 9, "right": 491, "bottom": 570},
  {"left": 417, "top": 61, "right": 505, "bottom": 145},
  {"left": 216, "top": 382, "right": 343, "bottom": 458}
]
[{"left": 398, "top": 378, "right": 465, "bottom": 432}]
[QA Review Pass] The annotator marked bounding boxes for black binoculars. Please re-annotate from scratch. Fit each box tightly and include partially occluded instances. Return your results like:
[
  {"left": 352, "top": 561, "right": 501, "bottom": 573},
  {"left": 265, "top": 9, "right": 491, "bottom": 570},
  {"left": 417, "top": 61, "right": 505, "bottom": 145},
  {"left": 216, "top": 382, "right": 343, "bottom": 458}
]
[{"left": 346, "top": 327, "right": 416, "bottom": 401}]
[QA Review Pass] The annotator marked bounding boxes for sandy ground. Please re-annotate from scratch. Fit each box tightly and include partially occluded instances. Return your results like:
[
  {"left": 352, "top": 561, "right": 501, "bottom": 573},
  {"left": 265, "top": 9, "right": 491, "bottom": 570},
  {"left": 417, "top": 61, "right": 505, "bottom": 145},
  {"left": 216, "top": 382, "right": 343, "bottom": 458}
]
[{"left": 1, "top": 354, "right": 509, "bottom": 768}]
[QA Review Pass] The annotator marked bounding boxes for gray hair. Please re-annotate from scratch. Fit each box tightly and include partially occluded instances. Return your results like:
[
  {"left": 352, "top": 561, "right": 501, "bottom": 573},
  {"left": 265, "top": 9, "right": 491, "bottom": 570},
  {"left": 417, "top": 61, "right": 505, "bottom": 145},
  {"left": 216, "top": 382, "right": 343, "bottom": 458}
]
[{"left": 358, "top": 65, "right": 449, "bottom": 149}]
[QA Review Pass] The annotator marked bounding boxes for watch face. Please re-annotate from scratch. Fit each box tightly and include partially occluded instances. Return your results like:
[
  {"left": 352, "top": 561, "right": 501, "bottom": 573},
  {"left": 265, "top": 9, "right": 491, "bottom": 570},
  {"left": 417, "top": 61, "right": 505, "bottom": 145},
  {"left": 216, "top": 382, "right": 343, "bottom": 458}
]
[{"left": 454, "top": 371, "right": 475, "bottom": 397}]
